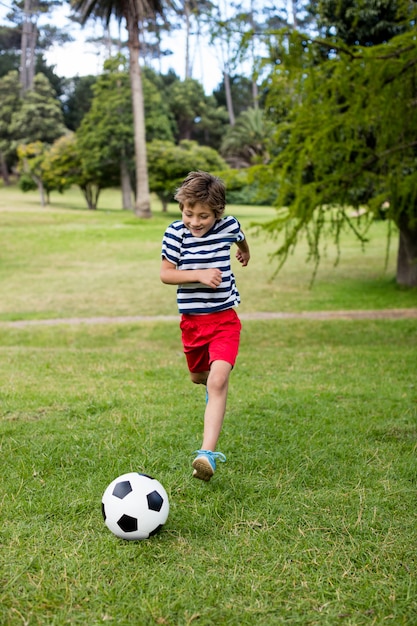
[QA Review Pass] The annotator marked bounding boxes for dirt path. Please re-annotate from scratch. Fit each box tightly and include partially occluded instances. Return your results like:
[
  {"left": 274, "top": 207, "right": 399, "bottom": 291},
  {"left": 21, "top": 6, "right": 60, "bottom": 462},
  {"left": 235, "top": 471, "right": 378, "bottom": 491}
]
[{"left": 2, "top": 308, "right": 417, "bottom": 327}]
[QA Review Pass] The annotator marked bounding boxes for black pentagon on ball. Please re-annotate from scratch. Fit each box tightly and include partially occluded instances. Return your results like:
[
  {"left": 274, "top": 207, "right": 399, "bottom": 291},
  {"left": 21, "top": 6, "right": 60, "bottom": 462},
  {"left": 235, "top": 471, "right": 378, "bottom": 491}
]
[
  {"left": 147, "top": 490, "right": 164, "bottom": 512},
  {"left": 117, "top": 514, "right": 138, "bottom": 533},
  {"left": 101, "top": 502, "right": 106, "bottom": 520},
  {"left": 112, "top": 480, "right": 133, "bottom": 499}
]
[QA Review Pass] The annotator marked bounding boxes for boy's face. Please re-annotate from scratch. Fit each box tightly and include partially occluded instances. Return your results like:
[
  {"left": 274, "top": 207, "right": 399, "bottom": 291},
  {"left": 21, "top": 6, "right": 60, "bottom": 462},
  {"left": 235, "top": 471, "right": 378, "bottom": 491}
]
[{"left": 182, "top": 202, "right": 217, "bottom": 237}]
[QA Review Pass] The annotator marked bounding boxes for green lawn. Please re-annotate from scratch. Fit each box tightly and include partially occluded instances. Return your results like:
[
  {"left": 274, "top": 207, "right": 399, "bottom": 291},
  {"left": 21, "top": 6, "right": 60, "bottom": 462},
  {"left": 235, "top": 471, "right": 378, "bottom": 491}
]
[
  {"left": 1, "top": 186, "right": 416, "bottom": 625},
  {"left": 0, "top": 184, "right": 416, "bottom": 322}
]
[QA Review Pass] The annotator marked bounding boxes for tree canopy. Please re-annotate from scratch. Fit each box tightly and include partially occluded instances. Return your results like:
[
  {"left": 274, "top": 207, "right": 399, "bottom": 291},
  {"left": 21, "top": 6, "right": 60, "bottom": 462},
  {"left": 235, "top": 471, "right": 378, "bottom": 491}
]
[{"left": 262, "top": 14, "right": 417, "bottom": 286}]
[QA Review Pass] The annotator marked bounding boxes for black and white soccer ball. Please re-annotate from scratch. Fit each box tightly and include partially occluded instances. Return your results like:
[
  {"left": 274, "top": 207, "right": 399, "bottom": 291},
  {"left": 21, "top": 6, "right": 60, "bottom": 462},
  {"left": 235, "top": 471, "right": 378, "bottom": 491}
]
[{"left": 102, "top": 472, "right": 169, "bottom": 541}]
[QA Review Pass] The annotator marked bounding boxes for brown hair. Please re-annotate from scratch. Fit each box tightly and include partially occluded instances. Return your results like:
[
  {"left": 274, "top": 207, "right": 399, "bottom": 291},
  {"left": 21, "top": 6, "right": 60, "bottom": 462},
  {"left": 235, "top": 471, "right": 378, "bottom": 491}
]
[{"left": 174, "top": 171, "right": 226, "bottom": 218}]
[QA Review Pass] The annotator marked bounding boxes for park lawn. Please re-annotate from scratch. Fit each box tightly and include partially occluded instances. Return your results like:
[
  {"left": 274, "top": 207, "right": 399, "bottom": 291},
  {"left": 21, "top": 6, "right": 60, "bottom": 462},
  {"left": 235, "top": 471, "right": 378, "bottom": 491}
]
[
  {"left": 0, "top": 184, "right": 416, "bottom": 323},
  {"left": 0, "top": 185, "right": 416, "bottom": 624},
  {"left": 1, "top": 319, "right": 416, "bottom": 625}
]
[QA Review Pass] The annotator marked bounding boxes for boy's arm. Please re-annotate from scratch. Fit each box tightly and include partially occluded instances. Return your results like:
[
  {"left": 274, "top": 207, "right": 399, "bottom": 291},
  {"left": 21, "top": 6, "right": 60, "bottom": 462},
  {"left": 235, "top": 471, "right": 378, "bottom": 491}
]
[
  {"left": 235, "top": 237, "right": 250, "bottom": 267},
  {"left": 160, "top": 257, "right": 223, "bottom": 289}
]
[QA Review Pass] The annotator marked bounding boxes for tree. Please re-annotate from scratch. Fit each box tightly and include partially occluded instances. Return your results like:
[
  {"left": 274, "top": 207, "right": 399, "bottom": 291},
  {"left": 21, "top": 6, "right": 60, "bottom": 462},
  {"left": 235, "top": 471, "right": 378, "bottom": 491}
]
[
  {"left": 43, "top": 132, "right": 117, "bottom": 210},
  {"left": 75, "top": 56, "right": 175, "bottom": 209},
  {"left": 71, "top": 0, "right": 172, "bottom": 218},
  {"left": 61, "top": 75, "right": 97, "bottom": 131},
  {"left": 262, "top": 22, "right": 417, "bottom": 287},
  {"left": 147, "top": 139, "right": 228, "bottom": 211},
  {"left": 313, "top": 0, "right": 409, "bottom": 45},
  {"left": 169, "top": 77, "right": 206, "bottom": 140},
  {"left": 169, "top": 77, "right": 228, "bottom": 147},
  {"left": 220, "top": 107, "right": 274, "bottom": 167},
  {"left": 17, "top": 140, "right": 53, "bottom": 205},
  {"left": 76, "top": 56, "right": 136, "bottom": 209},
  {"left": 0, "top": 71, "right": 21, "bottom": 184},
  {"left": 141, "top": 68, "right": 175, "bottom": 143},
  {"left": 212, "top": 75, "right": 253, "bottom": 118},
  {"left": 0, "top": 24, "right": 21, "bottom": 77},
  {"left": 9, "top": 72, "right": 67, "bottom": 146},
  {"left": 3, "top": 0, "right": 73, "bottom": 92}
]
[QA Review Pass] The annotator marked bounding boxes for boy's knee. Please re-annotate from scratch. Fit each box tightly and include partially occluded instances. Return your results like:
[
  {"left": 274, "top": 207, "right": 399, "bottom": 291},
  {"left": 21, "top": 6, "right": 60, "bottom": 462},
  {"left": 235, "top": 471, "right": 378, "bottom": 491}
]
[
  {"left": 207, "top": 364, "right": 232, "bottom": 392},
  {"left": 208, "top": 374, "right": 228, "bottom": 393}
]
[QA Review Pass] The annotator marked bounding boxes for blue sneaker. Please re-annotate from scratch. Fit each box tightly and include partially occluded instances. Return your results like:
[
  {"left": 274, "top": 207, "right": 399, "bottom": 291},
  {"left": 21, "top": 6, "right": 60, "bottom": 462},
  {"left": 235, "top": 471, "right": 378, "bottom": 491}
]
[{"left": 192, "top": 449, "right": 226, "bottom": 481}]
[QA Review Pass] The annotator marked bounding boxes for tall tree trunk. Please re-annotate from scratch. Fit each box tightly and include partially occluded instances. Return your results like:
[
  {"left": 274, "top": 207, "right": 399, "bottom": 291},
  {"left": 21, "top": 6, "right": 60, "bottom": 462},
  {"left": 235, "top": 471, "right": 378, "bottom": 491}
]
[
  {"left": 396, "top": 226, "right": 417, "bottom": 287},
  {"left": 249, "top": 0, "right": 258, "bottom": 109},
  {"left": 291, "top": 0, "right": 298, "bottom": 29},
  {"left": 20, "top": 0, "right": 37, "bottom": 92},
  {"left": 120, "top": 159, "right": 133, "bottom": 209},
  {"left": 28, "top": 23, "right": 37, "bottom": 88},
  {"left": 82, "top": 184, "right": 100, "bottom": 210},
  {"left": 36, "top": 177, "right": 46, "bottom": 206},
  {"left": 184, "top": 1, "right": 191, "bottom": 79},
  {"left": 224, "top": 71, "right": 235, "bottom": 126},
  {"left": 21, "top": 0, "right": 31, "bottom": 92},
  {"left": 0, "top": 153, "right": 10, "bottom": 185},
  {"left": 126, "top": 13, "right": 152, "bottom": 218}
]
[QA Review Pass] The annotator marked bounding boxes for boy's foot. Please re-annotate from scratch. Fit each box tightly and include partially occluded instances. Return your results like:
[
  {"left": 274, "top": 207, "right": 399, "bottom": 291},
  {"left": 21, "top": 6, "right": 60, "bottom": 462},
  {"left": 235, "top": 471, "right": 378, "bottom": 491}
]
[{"left": 192, "top": 450, "right": 226, "bottom": 481}]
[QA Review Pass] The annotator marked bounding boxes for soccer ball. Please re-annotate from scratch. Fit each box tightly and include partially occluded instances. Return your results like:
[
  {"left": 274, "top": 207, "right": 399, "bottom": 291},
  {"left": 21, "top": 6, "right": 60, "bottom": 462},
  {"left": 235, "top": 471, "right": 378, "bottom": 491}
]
[{"left": 102, "top": 472, "right": 169, "bottom": 541}]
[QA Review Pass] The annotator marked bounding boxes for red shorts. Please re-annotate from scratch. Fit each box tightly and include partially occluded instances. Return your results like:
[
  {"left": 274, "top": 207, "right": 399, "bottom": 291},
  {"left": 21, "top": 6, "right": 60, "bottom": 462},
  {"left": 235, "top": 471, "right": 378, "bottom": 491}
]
[{"left": 180, "top": 308, "right": 242, "bottom": 373}]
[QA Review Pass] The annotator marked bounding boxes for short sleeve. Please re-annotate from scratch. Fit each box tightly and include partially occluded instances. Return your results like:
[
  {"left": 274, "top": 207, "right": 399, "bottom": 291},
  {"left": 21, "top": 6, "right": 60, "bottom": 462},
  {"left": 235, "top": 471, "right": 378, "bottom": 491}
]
[{"left": 161, "top": 221, "right": 184, "bottom": 266}]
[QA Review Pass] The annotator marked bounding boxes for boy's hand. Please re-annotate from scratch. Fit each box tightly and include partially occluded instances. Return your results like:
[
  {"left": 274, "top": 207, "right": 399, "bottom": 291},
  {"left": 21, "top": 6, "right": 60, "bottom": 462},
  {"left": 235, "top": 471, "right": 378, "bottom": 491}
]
[
  {"left": 236, "top": 249, "right": 250, "bottom": 267},
  {"left": 199, "top": 268, "right": 222, "bottom": 288}
]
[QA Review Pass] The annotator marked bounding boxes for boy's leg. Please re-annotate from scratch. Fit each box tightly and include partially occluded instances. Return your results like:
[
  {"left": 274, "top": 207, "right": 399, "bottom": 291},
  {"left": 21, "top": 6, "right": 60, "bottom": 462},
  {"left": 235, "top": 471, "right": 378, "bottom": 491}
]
[
  {"left": 192, "top": 359, "right": 231, "bottom": 481},
  {"left": 201, "top": 359, "right": 232, "bottom": 451},
  {"left": 190, "top": 371, "right": 209, "bottom": 385},
  {"left": 184, "top": 310, "right": 240, "bottom": 479}
]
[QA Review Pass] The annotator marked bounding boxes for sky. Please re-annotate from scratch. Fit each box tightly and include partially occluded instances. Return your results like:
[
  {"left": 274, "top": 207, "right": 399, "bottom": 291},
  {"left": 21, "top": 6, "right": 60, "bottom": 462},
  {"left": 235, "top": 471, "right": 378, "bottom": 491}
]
[{"left": 0, "top": 1, "right": 224, "bottom": 94}]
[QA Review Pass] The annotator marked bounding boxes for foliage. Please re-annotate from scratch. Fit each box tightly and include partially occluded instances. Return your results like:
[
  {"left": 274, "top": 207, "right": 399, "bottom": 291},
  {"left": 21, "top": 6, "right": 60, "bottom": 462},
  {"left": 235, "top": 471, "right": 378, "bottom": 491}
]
[
  {"left": 75, "top": 57, "right": 135, "bottom": 195},
  {"left": 0, "top": 49, "right": 20, "bottom": 77},
  {"left": 61, "top": 75, "right": 97, "bottom": 131},
  {"left": 261, "top": 16, "right": 417, "bottom": 286},
  {"left": 147, "top": 139, "right": 228, "bottom": 210},
  {"left": 0, "top": 71, "right": 21, "bottom": 168},
  {"left": 21, "top": 132, "right": 117, "bottom": 210},
  {"left": 41, "top": 134, "right": 81, "bottom": 193},
  {"left": 220, "top": 165, "right": 278, "bottom": 206},
  {"left": 16, "top": 136, "right": 80, "bottom": 205},
  {"left": 143, "top": 82, "right": 175, "bottom": 143},
  {"left": 0, "top": 1, "right": 73, "bottom": 85},
  {"left": 220, "top": 107, "right": 275, "bottom": 167},
  {"left": 212, "top": 74, "right": 254, "bottom": 116},
  {"left": 16, "top": 141, "right": 53, "bottom": 205},
  {"left": 315, "top": 0, "right": 411, "bottom": 44},
  {"left": 192, "top": 94, "right": 230, "bottom": 151},
  {"left": 169, "top": 77, "right": 228, "bottom": 147},
  {"left": 9, "top": 73, "right": 67, "bottom": 147},
  {"left": 73, "top": 55, "right": 176, "bottom": 208}
]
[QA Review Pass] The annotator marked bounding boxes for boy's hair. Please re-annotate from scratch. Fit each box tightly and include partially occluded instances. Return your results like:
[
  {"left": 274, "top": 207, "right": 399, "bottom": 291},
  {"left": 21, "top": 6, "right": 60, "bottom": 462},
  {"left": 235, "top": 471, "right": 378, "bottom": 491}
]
[{"left": 174, "top": 171, "right": 226, "bottom": 218}]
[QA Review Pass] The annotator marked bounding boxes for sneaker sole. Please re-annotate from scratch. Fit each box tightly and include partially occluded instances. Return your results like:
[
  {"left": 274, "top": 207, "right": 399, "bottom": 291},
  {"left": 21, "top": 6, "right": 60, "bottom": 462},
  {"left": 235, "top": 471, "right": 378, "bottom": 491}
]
[{"left": 192, "top": 457, "right": 214, "bottom": 481}]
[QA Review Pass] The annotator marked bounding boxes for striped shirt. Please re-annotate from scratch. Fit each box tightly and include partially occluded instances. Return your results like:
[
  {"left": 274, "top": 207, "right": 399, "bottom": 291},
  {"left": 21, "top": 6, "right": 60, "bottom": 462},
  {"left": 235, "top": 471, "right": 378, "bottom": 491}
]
[{"left": 161, "top": 215, "right": 245, "bottom": 315}]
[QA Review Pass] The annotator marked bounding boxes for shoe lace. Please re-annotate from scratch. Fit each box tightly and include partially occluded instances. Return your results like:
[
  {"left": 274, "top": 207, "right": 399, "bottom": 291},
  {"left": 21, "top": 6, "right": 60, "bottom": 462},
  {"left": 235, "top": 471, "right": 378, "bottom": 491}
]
[{"left": 194, "top": 449, "right": 226, "bottom": 463}]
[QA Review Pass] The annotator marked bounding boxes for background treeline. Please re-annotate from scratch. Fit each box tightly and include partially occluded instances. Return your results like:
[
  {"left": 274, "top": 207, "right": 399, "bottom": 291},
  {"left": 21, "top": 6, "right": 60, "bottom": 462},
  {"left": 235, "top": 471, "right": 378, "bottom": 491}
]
[{"left": 1, "top": 0, "right": 417, "bottom": 287}]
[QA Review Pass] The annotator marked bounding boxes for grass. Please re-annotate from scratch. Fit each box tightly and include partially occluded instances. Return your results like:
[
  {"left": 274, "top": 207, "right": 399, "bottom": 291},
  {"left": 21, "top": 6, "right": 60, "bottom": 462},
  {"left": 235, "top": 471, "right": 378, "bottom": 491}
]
[
  {"left": 1, "top": 185, "right": 417, "bottom": 625},
  {"left": 0, "top": 184, "right": 416, "bottom": 322}
]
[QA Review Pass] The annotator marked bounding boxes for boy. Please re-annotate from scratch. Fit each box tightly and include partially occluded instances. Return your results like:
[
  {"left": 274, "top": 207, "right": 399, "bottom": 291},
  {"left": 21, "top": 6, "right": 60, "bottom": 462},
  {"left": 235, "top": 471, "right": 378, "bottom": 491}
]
[{"left": 160, "top": 171, "right": 250, "bottom": 481}]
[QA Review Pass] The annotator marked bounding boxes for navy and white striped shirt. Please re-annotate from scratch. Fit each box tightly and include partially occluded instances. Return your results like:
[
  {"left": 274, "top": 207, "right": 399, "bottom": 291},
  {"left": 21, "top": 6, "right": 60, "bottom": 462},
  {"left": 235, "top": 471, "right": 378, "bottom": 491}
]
[{"left": 161, "top": 216, "right": 245, "bottom": 314}]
